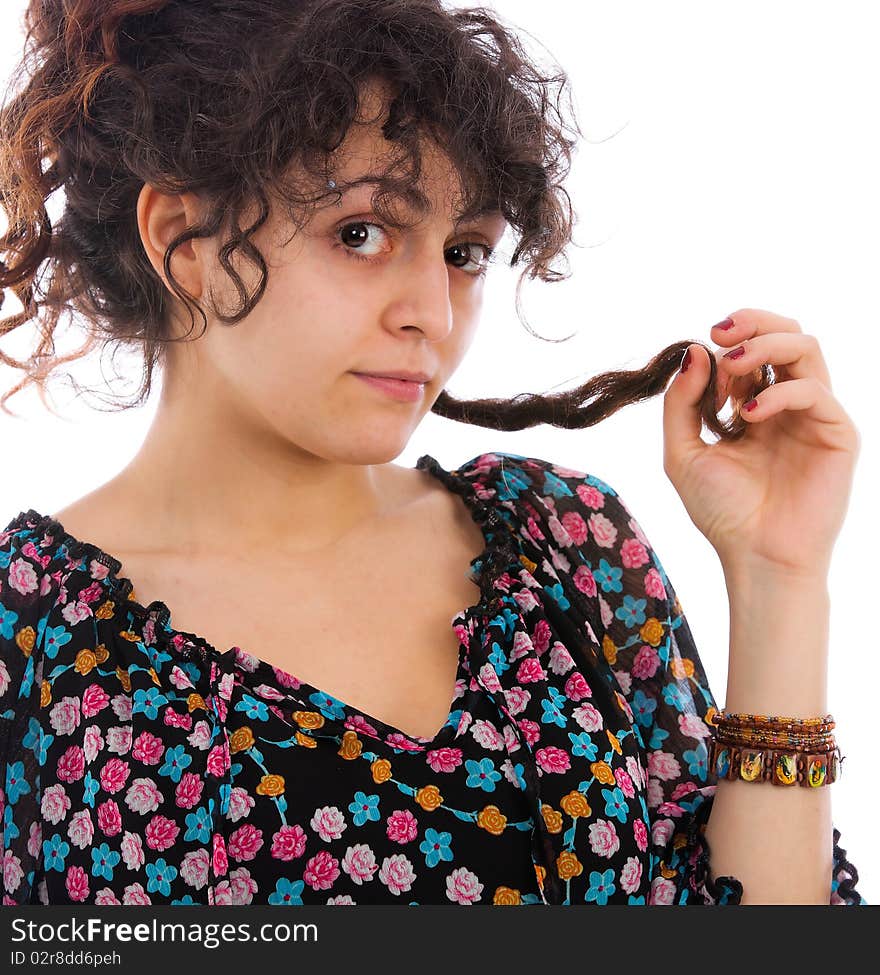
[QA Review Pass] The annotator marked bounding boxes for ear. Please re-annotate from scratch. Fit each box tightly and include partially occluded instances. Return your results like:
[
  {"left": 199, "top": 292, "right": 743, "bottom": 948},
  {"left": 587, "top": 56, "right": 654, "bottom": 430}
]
[{"left": 136, "top": 184, "right": 207, "bottom": 302}]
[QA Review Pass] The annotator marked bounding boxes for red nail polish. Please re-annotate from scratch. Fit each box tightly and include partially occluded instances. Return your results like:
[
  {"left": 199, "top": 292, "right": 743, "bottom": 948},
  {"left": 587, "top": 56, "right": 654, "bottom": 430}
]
[
  {"left": 743, "top": 398, "right": 759, "bottom": 412},
  {"left": 715, "top": 317, "right": 736, "bottom": 331},
  {"left": 680, "top": 349, "right": 692, "bottom": 373},
  {"left": 723, "top": 345, "right": 746, "bottom": 360}
]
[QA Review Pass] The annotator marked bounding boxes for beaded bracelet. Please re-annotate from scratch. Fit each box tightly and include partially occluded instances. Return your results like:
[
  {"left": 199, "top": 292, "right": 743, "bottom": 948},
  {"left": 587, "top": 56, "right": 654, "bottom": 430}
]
[{"left": 710, "top": 737, "right": 843, "bottom": 787}]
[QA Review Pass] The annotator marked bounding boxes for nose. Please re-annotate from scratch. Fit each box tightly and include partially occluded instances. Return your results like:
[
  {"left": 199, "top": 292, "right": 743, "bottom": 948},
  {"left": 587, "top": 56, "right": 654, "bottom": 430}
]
[{"left": 380, "top": 246, "right": 455, "bottom": 343}]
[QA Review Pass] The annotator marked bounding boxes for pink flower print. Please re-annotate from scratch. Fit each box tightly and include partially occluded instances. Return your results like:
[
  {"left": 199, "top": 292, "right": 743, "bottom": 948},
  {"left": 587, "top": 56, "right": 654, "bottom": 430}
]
[
  {"left": 132, "top": 731, "right": 164, "bottom": 766},
  {"left": 27, "top": 821, "right": 42, "bottom": 860},
  {"left": 477, "top": 663, "right": 502, "bottom": 694},
  {"left": 122, "top": 882, "right": 152, "bottom": 905},
  {"left": 503, "top": 686, "right": 531, "bottom": 716},
  {"left": 516, "top": 658, "right": 546, "bottom": 684},
  {"left": 631, "top": 646, "right": 660, "bottom": 681},
  {"left": 81, "top": 683, "right": 110, "bottom": 719},
  {"left": 211, "top": 881, "right": 234, "bottom": 905},
  {"left": 49, "top": 696, "right": 81, "bottom": 737},
  {"left": 67, "top": 809, "right": 94, "bottom": 850},
  {"left": 229, "top": 867, "right": 258, "bottom": 905},
  {"left": 510, "top": 631, "right": 535, "bottom": 663},
  {"left": 536, "top": 746, "right": 570, "bottom": 775},
  {"left": 206, "top": 742, "right": 231, "bottom": 777},
  {"left": 576, "top": 482, "right": 605, "bottom": 510},
  {"left": 124, "top": 778, "right": 163, "bottom": 816},
  {"left": 547, "top": 644, "right": 576, "bottom": 676},
  {"left": 620, "top": 537, "right": 649, "bottom": 570},
  {"left": 378, "top": 854, "right": 416, "bottom": 896},
  {"left": 66, "top": 864, "right": 89, "bottom": 902},
  {"left": 0, "top": 658, "right": 10, "bottom": 698},
  {"left": 120, "top": 831, "right": 145, "bottom": 872},
  {"left": 612, "top": 668, "right": 632, "bottom": 696},
  {"left": 181, "top": 848, "right": 211, "bottom": 891},
  {"left": 657, "top": 801, "right": 685, "bottom": 817},
  {"left": 386, "top": 810, "right": 418, "bottom": 844},
  {"left": 106, "top": 725, "right": 132, "bottom": 756},
  {"left": 99, "top": 758, "right": 130, "bottom": 795},
  {"left": 621, "top": 856, "right": 643, "bottom": 895},
  {"left": 82, "top": 725, "right": 104, "bottom": 764},
  {"left": 386, "top": 732, "right": 422, "bottom": 751},
  {"left": 470, "top": 719, "right": 504, "bottom": 750},
  {"left": 187, "top": 720, "right": 212, "bottom": 751},
  {"left": 95, "top": 889, "right": 121, "bottom": 906},
  {"left": 629, "top": 515, "right": 651, "bottom": 549},
  {"left": 614, "top": 767, "right": 635, "bottom": 799},
  {"left": 633, "top": 818, "right": 649, "bottom": 852},
  {"left": 502, "top": 724, "right": 521, "bottom": 753},
  {"left": 560, "top": 509, "right": 589, "bottom": 546},
  {"left": 227, "top": 786, "right": 255, "bottom": 823},
  {"left": 644, "top": 567, "right": 667, "bottom": 600},
  {"left": 8, "top": 556, "right": 38, "bottom": 595},
  {"left": 55, "top": 746, "right": 84, "bottom": 785},
  {"left": 342, "top": 844, "right": 379, "bottom": 885},
  {"left": 678, "top": 713, "right": 712, "bottom": 740},
  {"left": 516, "top": 718, "right": 540, "bottom": 747},
  {"left": 649, "top": 876, "right": 676, "bottom": 905},
  {"left": 228, "top": 823, "right": 263, "bottom": 862},
  {"left": 564, "top": 672, "right": 592, "bottom": 702},
  {"left": 651, "top": 817, "right": 675, "bottom": 849},
  {"left": 344, "top": 713, "right": 379, "bottom": 738},
  {"left": 572, "top": 564, "right": 597, "bottom": 597},
  {"left": 145, "top": 814, "right": 180, "bottom": 852},
  {"left": 671, "top": 781, "right": 698, "bottom": 802},
  {"left": 310, "top": 806, "right": 348, "bottom": 842},
  {"left": 572, "top": 703, "right": 603, "bottom": 733},
  {"left": 445, "top": 866, "right": 484, "bottom": 905},
  {"left": 513, "top": 587, "right": 540, "bottom": 613},
  {"left": 548, "top": 515, "right": 571, "bottom": 548},
  {"left": 271, "top": 824, "right": 307, "bottom": 861},
  {"left": 648, "top": 751, "right": 681, "bottom": 783},
  {"left": 40, "top": 784, "right": 71, "bottom": 826},
  {"left": 212, "top": 832, "right": 229, "bottom": 877},
  {"left": 2, "top": 852, "right": 23, "bottom": 895},
  {"left": 96, "top": 799, "right": 122, "bottom": 837},
  {"left": 427, "top": 747, "right": 463, "bottom": 774},
  {"left": 525, "top": 516, "right": 545, "bottom": 542},
  {"left": 588, "top": 512, "right": 618, "bottom": 549},
  {"left": 164, "top": 708, "right": 192, "bottom": 730},
  {"left": 304, "top": 850, "right": 341, "bottom": 891},
  {"left": 588, "top": 819, "right": 620, "bottom": 858},
  {"left": 532, "top": 619, "right": 551, "bottom": 655},
  {"left": 327, "top": 894, "right": 356, "bottom": 904},
  {"left": 174, "top": 772, "right": 204, "bottom": 810},
  {"left": 626, "top": 756, "right": 646, "bottom": 790}
]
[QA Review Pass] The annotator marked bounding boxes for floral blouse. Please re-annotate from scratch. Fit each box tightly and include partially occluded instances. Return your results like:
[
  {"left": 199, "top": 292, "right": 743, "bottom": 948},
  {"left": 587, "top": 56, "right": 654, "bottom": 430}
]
[{"left": 0, "top": 451, "right": 864, "bottom": 906}]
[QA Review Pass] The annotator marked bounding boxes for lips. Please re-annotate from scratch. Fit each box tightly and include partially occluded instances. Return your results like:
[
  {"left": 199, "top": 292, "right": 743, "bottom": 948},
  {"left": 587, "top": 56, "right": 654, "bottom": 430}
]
[{"left": 354, "top": 370, "right": 433, "bottom": 383}]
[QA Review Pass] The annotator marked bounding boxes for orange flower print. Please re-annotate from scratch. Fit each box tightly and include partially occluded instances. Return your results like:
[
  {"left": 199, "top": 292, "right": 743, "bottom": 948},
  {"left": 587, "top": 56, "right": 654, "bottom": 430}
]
[
  {"left": 229, "top": 726, "right": 255, "bottom": 753},
  {"left": 606, "top": 729, "right": 622, "bottom": 754},
  {"left": 556, "top": 851, "right": 583, "bottom": 881},
  {"left": 73, "top": 648, "right": 97, "bottom": 676},
  {"left": 591, "top": 761, "right": 615, "bottom": 785},
  {"left": 256, "top": 773, "right": 285, "bottom": 797},
  {"left": 541, "top": 804, "right": 563, "bottom": 834},
  {"left": 293, "top": 710, "right": 325, "bottom": 730},
  {"left": 371, "top": 758, "right": 392, "bottom": 783},
  {"left": 477, "top": 805, "right": 507, "bottom": 835},
  {"left": 560, "top": 791, "right": 591, "bottom": 818},
  {"left": 602, "top": 635, "right": 618, "bottom": 665},
  {"left": 337, "top": 730, "right": 362, "bottom": 760},
  {"left": 639, "top": 617, "right": 664, "bottom": 647},
  {"left": 493, "top": 886, "right": 522, "bottom": 905},
  {"left": 415, "top": 785, "right": 443, "bottom": 811},
  {"left": 15, "top": 625, "right": 35, "bottom": 656}
]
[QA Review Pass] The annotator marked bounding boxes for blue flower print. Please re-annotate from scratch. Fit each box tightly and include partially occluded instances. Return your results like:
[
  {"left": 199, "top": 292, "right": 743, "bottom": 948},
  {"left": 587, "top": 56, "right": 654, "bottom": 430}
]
[
  {"left": 585, "top": 869, "right": 616, "bottom": 905},
  {"left": 234, "top": 693, "right": 269, "bottom": 721},
  {"left": 615, "top": 594, "right": 647, "bottom": 629},
  {"left": 648, "top": 725, "right": 669, "bottom": 750},
  {"left": 541, "top": 690, "right": 567, "bottom": 727},
  {"left": 41, "top": 622, "right": 72, "bottom": 660},
  {"left": 0, "top": 600, "right": 18, "bottom": 639},
  {"left": 420, "top": 828, "right": 454, "bottom": 867},
  {"left": 631, "top": 689, "right": 657, "bottom": 728},
  {"left": 145, "top": 858, "right": 178, "bottom": 896},
  {"left": 309, "top": 691, "right": 347, "bottom": 721},
  {"left": 159, "top": 744, "right": 193, "bottom": 783},
  {"left": 568, "top": 732, "right": 598, "bottom": 761},
  {"left": 269, "top": 878, "right": 305, "bottom": 905},
  {"left": 82, "top": 771, "right": 100, "bottom": 808},
  {"left": 43, "top": 834, "right": 70, "bottom": 872},
  {"left": 172, "top": 895, "right": 198, "bottom": 905},
  {"left": 23, "top": 715, "right": 52, "bottom": 765},
  {"left": 594, "top": 559, "right": 623, "bottom": 594},
  {"left": 184, "top": 806, "right": 212, "bottom": 844},
  {"left": 662, "top": 683, "right": 688, "bottom": 711},
  {"left": 602, "top": 787, "right": 629, "bottom": 825},
  {"left": 488, "top": 641, "right": 510, "bottom": 674},
  {"left": 132, "top": 686, "right": 168, "bottom": 720},
  {"left": 5, "top": 760, "right": 30, "bottom": 805},
  {"left": 90, "top": 843, "right": 121, "bottom": 881},
  {"left": 465, "top": 757, "right": 502, "bottom": 792},
  {"left": 348, "top": 791, "right": 381, "bottom": 826},
  {"left": 683, "top": 742, "right": 709, "bottom": 782}
]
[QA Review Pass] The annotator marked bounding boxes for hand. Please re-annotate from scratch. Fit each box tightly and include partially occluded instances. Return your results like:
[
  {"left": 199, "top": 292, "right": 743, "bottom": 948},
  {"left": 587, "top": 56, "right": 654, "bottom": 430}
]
[{"left": 662, "top": 308, "right": 861, "bottom": 578}]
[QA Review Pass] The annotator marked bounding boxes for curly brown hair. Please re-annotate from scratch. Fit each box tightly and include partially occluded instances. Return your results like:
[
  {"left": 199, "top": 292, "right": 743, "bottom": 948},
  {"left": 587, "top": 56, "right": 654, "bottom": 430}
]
[{"left": 0, "top": 0, "right": 766, "bottom": 438}]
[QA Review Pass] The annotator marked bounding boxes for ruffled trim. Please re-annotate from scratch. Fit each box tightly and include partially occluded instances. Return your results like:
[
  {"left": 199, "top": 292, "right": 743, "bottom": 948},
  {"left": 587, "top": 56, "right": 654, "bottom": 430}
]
[{"left": 674, "top": 794, "right": 744, "bottom": 905}]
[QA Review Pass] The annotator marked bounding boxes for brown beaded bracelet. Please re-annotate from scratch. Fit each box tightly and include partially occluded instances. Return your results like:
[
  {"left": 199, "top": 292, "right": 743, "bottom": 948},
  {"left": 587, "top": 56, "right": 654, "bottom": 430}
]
[
  {"left": 709, "top": 736, "right": 843, "bottom": 787},
  {"left": 714, "top": 729, "right": 836, "bottom": 750},
  {"left": 717, "top": 711, "right": 835, "bottom": 730}
]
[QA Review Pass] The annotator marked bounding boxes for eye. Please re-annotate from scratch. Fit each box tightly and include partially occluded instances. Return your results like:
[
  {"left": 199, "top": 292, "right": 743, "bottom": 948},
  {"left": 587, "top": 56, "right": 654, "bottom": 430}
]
[{"left": 333, "top": 220, "right": 496, "bottom": 277}]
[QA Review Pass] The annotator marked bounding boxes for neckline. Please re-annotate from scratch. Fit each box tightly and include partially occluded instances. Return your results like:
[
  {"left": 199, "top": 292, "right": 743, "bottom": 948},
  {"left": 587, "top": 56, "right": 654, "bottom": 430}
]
[{"left": 5, "top": 452, "right": 520, "bottom": 750}]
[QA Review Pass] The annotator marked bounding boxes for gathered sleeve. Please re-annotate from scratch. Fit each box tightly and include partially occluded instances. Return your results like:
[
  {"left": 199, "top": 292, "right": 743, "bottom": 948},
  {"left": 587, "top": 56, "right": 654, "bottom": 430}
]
[
  {"left": 0, "top": 518, "right": 67, "bottom": 905},
  {"left": 544, "top": 464, "right": 865, "bottom": 905}
]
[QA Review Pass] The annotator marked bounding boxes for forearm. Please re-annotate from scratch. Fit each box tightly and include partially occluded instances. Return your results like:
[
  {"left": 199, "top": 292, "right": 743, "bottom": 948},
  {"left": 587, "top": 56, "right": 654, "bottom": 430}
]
[{"left": 702, "top": 568, "right": 833, "bottom": 905}]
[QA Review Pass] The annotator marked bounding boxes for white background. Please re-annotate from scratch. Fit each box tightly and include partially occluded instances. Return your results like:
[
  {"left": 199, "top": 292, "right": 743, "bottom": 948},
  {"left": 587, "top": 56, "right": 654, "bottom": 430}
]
[{"left": 1, "top": 1, "right": 877, "bottom": 901}]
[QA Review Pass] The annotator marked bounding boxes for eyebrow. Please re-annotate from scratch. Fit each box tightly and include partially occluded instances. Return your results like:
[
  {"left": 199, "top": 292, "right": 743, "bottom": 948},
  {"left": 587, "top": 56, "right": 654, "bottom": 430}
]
[{"left": 326, "top": 178, "right": 503, "bottom": 226}]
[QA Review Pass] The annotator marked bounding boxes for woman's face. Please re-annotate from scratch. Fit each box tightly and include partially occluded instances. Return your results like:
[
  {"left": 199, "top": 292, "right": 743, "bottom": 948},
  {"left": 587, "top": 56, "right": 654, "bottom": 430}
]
[{"left": 158, "top": 84, "right": 508, "bottom": 468}]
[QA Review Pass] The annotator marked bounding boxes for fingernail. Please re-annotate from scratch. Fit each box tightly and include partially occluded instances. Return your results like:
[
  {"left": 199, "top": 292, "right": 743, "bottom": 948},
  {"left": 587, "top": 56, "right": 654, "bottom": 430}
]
[
  {"left": 723, "top": 345, "right": 746, "bottom": 360},
  {"left": 680, "top": 348, "right": 692, "bottom": 373},
  {"left": 743, "top": 398, "right": 759, "bottom": 412},
  {"left": 714, "top": 317, "right": 736, "bottom": 331}
]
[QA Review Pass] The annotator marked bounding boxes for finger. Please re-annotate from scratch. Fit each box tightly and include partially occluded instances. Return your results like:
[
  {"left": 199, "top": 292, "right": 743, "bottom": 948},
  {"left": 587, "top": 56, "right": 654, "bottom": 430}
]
[
  {"left": 717, "top": 331, "right": 832, "bottom": 390},
  {"left": 711, "top": 308, "right": 803, "bottom": 345},
  {"left": 739, "top": 375, "right": 855, "bottom": 438},
  {"left": 663, "top": 343, "right": 710, "bottom": 474}
]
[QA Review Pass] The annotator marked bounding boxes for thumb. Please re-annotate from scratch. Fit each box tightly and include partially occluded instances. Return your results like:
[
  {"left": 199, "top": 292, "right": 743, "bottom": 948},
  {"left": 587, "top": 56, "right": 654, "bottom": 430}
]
[{"left": 663, "top": 343, "right": 710, "bottom": 476}]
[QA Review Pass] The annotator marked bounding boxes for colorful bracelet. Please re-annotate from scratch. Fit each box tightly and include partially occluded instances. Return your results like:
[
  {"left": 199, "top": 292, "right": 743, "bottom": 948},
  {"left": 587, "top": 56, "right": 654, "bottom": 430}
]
[{"left": 709, "top": 737, "right": 843, "bottom": 787}]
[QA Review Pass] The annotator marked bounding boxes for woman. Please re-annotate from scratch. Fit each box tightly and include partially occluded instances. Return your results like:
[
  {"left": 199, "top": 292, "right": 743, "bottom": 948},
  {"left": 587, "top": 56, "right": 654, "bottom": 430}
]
[{"left": 0, "top": 0, "right": 864, "bottom": 905}]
